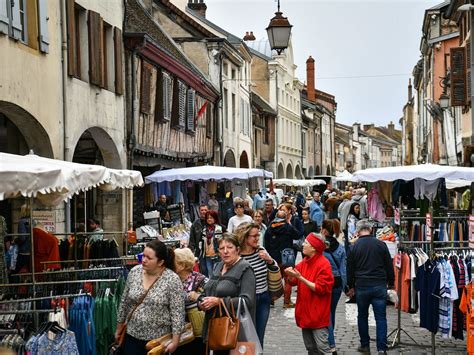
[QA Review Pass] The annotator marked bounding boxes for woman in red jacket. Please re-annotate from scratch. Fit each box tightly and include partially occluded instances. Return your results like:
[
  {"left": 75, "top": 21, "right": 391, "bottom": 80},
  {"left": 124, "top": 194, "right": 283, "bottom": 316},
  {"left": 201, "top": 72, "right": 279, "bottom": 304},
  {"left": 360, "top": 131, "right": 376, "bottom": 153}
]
[{"left": 285, "top": 233, "right": 334, "bottom": 354}]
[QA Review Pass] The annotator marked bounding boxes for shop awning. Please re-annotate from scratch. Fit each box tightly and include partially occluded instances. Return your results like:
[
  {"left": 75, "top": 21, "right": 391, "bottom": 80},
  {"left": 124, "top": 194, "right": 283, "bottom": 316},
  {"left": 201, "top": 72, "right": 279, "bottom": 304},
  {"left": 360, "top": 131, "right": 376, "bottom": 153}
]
[
  {"left": 145, "top": 166, "right": 273, "bottom": 183},
  {"left": 266, "top": 178, "right": 326, "bottom": 187},
  {"left": 335, "top": 170, "right": 354, "bottom": 182},
  {"left": 352, "top": 164, "right": 474, "bottom": 183},
  {"left": 0, "top": 153, "right": 144, "bottom": 202}
]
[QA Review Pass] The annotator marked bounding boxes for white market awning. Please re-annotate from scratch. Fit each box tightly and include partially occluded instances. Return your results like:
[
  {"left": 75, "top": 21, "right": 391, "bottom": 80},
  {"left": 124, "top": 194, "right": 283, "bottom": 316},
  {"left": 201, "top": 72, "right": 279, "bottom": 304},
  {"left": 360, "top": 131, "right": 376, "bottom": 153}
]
[
  {"left": 145, "top": 166, "right": 273, "bottom": 184},
  {"left": 351, "top": 164, "right": 474, "bottom": 183},
  {"left": 335, "top": 170, "right": 354, "bottom": 182},
  {"left": 267, "top": 178, "right": 326, "bottom": 187},
  {"left": 0, "top": 153, "right": 144, "bottom": 202}
]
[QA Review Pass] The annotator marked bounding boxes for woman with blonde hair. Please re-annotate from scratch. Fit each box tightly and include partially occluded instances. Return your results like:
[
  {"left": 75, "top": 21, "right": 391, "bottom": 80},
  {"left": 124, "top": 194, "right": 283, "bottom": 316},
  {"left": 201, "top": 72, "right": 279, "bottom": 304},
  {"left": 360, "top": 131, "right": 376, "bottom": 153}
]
[
  {"left": 174, "top": 248, "right": 208, "bottom": 355},
  {"left": 235, "top": 222, "right": 278, "bottom": 348}
]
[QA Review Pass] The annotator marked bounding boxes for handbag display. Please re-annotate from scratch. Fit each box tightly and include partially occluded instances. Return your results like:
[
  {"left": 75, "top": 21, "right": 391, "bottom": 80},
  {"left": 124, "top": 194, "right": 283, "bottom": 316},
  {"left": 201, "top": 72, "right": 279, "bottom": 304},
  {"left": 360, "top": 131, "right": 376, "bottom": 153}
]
[
  {"left": 267, "top": 266, "right": 283, "bottom": 301},
  {"left": 186, "top": 307, "right": 205, "bottom": 337},
  {"left": 116, "top": 276, "right": 160, "bottom": 347},
  {"left": 207, "top": 298, "right": 240, "bottom": 350}
]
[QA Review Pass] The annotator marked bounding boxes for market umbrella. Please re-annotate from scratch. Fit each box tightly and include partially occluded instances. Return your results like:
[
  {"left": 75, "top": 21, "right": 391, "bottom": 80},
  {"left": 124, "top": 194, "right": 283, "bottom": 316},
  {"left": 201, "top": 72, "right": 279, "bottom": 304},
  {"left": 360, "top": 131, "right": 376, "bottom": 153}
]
[{"left": 145, "top": 166, "right": 273, "bottom": 183}]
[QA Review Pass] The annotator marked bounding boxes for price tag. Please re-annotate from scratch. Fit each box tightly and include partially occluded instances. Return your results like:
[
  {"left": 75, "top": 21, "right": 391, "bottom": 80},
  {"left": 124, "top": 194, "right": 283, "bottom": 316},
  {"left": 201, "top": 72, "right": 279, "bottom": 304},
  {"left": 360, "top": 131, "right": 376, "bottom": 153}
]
[{"left": 425, "top": 213, "right": 432, "bottom": 241}]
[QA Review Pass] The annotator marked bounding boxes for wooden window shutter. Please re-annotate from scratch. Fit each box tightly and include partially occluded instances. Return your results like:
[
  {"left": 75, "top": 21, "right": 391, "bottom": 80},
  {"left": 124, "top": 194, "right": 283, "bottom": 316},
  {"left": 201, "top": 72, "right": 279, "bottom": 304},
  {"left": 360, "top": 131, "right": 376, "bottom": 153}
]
[
  {"left": 450, "top": 47, "right": 467, "bottom": 107},
  {"left": 0, "top": 0, "right": 8, "bottom": 34},
  {"left": 154, "top": 69, "right": 164, "bottom": 122},
  {"left": 163, "top": 72, "right": 171, "bottom": 121},
  {"left": 10, "top": 0, "right": 22, "bottom": 39},
  {"left": 66, "top": 0, "right": 76, "bottom": 76},
  {"left": 88, "top": 10, "right": 103, "bottom": 86},
  {"left": 140, "top": 61, "right": 152, "bottom": 114},
  {"left": 206, "top": 103, "right": 212, "bottom": 138},
  {"left": 178, "top": 81, "right": 186, "bottom": 128},
  {"left": 37, "top": 0, "right": 50, "bottom": 53},
  {"left": 466, "top": 41, "right": 471, "bottom": 105},
  {"left": 186, "top": 89, "right": 195, "bottom": 132},
  {"left": 171, "top": 76, "right": 180, "bottom": 128},
  {"left": 113, "top": 27, "right": 123, "bottom": 95}
]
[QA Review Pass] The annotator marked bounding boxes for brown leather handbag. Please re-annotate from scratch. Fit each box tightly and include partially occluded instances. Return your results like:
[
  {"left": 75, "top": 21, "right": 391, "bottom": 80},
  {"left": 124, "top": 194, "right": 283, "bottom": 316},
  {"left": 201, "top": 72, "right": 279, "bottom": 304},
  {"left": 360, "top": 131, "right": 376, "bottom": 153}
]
[{"left": 207, "top": 298, "right": 240, "bottom": 350}]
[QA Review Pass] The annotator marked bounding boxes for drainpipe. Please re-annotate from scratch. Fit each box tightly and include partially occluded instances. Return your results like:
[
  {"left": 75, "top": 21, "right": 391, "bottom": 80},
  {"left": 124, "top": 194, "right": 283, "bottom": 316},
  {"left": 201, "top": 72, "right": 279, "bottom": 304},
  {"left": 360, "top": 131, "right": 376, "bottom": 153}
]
[
  {"left": 274, "top": 70, "right": 279, "bottom": 178},
  {"left": 218, "top": 50, "right": 224, "bottom": 165},
  {"left": 60, "top": 0, "right": 71, "bottom": 233},
  {"left": 128, "top": 48, "right": 137, "bottom": 170}
]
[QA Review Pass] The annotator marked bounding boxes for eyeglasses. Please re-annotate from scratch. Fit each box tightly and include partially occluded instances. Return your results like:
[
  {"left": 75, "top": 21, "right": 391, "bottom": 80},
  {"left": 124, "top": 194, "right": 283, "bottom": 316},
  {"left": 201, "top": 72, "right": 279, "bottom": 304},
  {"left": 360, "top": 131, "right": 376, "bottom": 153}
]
[{"left": 235, "top": 205, "right": 244, "bottom": 209}]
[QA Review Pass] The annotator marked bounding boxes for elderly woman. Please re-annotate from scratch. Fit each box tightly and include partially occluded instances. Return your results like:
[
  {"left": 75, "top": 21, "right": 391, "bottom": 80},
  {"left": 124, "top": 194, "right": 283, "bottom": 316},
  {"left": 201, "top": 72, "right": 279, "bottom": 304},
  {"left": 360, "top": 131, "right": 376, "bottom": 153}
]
[
  {"left": 236, "top": 222, "right": 278, "bottom": 349},
  {"left": 198, "top": 234, "right": 256, "bottom": 355},
  {"left": 174, "top": 248, "right": 208, "bottom": 355},
  {"left": 285, "top": 233, "right": 334, "bottom": 355},
  {"left": 116, "top": 240, "right": 184, "bottom": 355}
]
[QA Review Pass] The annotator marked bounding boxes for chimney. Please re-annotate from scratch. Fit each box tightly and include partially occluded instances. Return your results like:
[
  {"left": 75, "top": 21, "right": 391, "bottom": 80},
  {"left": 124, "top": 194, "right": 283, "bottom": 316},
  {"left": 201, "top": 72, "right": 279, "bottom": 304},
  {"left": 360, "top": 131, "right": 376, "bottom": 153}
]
[
  {"left": 388, "top": 121, "right": 395, "bottom": 134},
  {"left": 188, "top": 0, "right": 207, "bottom": 18},
  {"left": 243, "top": 31, "right": 256, "bottom": 41},
  {"left": 306, "top": 56, "right": 315, "bottom": 102},
  {"left": 408, "top": 78, "right": 412, "bottom": 101}
]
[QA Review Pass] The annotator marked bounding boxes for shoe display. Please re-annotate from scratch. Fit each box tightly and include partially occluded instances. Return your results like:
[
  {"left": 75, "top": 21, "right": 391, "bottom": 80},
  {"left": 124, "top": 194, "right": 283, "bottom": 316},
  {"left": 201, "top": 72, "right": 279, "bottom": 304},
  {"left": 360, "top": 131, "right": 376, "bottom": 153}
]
[{"left": 283, "top": 302, "right": 295, "bottom": 308}]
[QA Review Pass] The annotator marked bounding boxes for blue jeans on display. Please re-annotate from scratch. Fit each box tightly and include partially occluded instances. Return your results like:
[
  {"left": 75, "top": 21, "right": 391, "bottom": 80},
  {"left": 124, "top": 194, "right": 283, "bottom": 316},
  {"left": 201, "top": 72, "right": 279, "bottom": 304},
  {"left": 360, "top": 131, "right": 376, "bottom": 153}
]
[
  {"left": 255, "top": 291, "right": 271, "bottom": 348},
  {"left": 328, "top": 285, "right": 343, "bottom": 348},
  {"left": 355, "top": 285, "right": 388, "bottom": 352}
]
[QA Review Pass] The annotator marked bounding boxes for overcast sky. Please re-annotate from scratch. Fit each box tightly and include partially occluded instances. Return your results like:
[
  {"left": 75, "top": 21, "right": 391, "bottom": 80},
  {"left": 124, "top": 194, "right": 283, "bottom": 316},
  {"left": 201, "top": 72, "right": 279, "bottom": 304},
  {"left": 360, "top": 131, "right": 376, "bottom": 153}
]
[{"left": 204, "top": 0, "right": 442, "bottom": 127}]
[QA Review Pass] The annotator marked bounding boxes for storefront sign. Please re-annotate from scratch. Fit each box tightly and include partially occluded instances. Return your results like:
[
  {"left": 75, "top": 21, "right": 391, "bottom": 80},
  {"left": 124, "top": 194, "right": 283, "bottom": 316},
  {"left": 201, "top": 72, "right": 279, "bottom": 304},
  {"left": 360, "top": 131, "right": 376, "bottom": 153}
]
[
  {"left": 469, "top": 214, "right": 474, "bottom": 249},
  {"left": 425, "top": 213, "right": 432, "bottom": 242},
  {"left": 32, "top": 210, "right": 56, "bottom": 232}
]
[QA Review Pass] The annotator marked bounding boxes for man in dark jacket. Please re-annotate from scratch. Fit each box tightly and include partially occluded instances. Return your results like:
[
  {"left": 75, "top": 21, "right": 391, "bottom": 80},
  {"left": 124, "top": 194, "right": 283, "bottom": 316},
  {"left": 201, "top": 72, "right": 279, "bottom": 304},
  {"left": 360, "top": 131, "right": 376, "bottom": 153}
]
[
  {"left": 264, "top": 210, "right": 300, "bottom": 308},
  {"left": 188, "top": 204, "right": 208, "bottom": 255},
  {"left": 347, "top": 219, "right": 395, "bottom": 354},
  {"left": 262, "top": 198, "right": 277, "bottom": 227}
]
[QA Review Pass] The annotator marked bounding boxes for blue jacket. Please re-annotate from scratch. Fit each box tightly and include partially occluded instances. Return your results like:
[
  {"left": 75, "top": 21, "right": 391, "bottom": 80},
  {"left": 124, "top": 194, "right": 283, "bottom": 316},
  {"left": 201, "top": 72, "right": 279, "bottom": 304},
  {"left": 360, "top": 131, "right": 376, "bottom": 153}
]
[
  {"left": 309, "top": 201, "right": 324, "bottom": 227},
  {"left": 323, "top": 244, "right": 347, "bottom": 288}
]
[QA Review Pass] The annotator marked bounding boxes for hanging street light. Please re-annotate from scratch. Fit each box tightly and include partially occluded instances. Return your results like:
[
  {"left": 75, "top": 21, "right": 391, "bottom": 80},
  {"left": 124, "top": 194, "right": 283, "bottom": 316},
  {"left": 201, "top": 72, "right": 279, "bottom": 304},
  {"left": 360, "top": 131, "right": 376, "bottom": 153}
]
[{"left": 266, "top": 0, "right": 292, "bottom": 55}]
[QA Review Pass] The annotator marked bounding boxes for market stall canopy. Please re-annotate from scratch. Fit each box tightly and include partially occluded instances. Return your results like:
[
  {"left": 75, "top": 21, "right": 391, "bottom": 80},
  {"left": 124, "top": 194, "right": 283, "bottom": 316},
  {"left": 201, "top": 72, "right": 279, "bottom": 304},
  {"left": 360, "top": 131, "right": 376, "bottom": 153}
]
[
  {"left": 267, "top": 178, "right": 326, "bottom": 187},
  {"left": 335, "top": 170, "right": 354, "bottom": 182},
  {"left": 0, "top": 153, "right": 144, "bottom": 201},
  {"left": 145, "top": 166, "right": 273, "bottom": 183},
  {"left": 352, "top": 164, "right": 474, "bottom": 183},
  {"left": 445, "top": 179, "right": 472, "bottom": 190}
]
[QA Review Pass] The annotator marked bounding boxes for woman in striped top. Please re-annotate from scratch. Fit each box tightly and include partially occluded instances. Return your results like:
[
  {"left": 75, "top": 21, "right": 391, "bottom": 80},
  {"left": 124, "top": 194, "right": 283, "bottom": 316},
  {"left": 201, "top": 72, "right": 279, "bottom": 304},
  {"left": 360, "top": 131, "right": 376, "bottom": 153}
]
[{"left": 235, "top": 222, "right": 279, "bottom": 349}]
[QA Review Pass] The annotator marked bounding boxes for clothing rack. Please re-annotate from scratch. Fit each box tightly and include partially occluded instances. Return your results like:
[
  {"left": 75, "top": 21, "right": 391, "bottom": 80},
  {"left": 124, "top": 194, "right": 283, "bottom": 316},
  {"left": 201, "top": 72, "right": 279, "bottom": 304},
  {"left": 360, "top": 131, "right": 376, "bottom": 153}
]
[
  {"left": 0, "top": 309, "right": 55, "bottom": 315},
  {"left": 10, "top": 266, "right": 124, "bottom": 277},
  {"left": 0, "top": 292, "right": 92, "bottom": 305},
  {"left": 40, "top": 256, "right": 136, "bottom": 266},
  {"left": 0, "top": 278, "right": 119, "bottom": 288}
]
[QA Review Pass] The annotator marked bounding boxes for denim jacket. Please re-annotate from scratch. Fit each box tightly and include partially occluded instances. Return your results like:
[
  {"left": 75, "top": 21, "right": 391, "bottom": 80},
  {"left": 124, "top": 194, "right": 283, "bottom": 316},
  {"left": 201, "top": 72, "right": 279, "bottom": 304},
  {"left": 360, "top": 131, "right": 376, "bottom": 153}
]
[{"left": 323, "top": 243, "right": 347, "bottom": 288}]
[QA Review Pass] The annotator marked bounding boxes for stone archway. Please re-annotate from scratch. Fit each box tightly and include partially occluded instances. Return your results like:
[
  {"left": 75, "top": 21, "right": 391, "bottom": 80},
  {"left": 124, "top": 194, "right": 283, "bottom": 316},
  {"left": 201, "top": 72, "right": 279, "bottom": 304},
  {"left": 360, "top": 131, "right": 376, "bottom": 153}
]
[
  {"left": 326, "top": 165, "right": 331, "bottom": 175},
  {"left": 239, "top": 151, "right": 249, "bottom": 168},
  {"left": 316, "top": 165, "right": 321, "bottom": 175},
  {"left": 295, "top": 165, "right": 303, "bottom": 179},
  {"left": 72, "top": 127, "right": 122, "bottom": 168},
  {"left": 308, "top": 166, "right": 314, "bottom": 178},
  {"left": 224, "top": 149, "right": 237, "bottom": 167},
  {"left": 277, "top": 163, "right": 284, "bottom": 178},
  {"left": 286, "top": 163, "right": 293, "bottom": 179},
  {"left": 0, "top": 101, "right": 54, "bottom": 157}
]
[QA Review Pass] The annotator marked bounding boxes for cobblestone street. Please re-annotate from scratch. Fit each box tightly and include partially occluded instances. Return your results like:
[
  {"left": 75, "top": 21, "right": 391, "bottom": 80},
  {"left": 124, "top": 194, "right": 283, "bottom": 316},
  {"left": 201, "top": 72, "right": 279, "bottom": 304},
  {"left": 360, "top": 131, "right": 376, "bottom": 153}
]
[{"left": 264, "top": 296, "right": 467, "bottom": 354}]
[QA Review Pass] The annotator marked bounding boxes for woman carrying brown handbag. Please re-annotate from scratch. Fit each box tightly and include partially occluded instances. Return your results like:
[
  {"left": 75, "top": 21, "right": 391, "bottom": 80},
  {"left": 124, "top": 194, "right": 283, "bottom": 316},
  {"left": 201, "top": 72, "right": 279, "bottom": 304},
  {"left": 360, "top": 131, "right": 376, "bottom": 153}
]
[
  {"left": 198, "top": 234, "right": 256, "bottom": 355},
  {"left": 115, "top": 240, "right": 185, "bottom": 354}
]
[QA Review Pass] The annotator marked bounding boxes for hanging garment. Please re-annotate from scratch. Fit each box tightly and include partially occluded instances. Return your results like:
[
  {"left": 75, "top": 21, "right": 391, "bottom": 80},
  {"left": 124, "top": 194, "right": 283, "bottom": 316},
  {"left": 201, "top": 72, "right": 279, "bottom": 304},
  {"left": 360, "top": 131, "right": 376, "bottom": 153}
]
[
  {"left": 459, "top": 283, "right": 474, "bottom": 353},
  {"left": 437, "top": 259, "right": 458, "bottom": 338},
  {"left": 414, "top": 178, "right": 440, "bottom": 201},
  {"left": 377, "top": 181, "right": 392, "bottom": 204},
  {"left": 367, "top": 186, "right": 385, "bottom": 222},
  {"left": 416, "top": 260, "right": 441, "bottom": 333},
  {"left": 393, "top": 253, "right": 411, "bottom": 312}
]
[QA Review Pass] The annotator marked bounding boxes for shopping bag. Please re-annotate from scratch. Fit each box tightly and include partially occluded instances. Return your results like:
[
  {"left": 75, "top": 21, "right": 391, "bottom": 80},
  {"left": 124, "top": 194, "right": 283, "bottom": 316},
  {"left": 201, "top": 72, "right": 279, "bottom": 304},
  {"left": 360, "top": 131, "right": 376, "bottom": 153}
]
[
  {"left": 267, "top": 266, "right": 283, "bottom": 301},
  {"left": 230, "top": 298, "right": 263, "bottom": 355}
]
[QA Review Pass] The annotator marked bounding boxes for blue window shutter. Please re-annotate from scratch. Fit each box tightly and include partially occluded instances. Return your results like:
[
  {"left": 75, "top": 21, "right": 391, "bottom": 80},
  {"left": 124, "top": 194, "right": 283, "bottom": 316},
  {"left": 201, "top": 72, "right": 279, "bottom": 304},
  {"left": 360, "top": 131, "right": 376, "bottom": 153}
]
[
  {"left": 0, "top": 0, "right": 8, "bottom": 34},
  {"left": 37, "top": 0, "right": 49, "bottom": 52},
  {"left": 10, "top": 0, "right": 21, "bottom": 40},
  {"left": 186, "top": 89, "right": 195, "bottom": 132}
]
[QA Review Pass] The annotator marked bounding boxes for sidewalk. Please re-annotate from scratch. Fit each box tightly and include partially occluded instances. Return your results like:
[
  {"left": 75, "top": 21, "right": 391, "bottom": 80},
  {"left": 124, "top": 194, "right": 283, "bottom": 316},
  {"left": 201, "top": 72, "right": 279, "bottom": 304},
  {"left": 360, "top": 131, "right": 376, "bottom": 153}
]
[{"left": 263, "top": 296, "right": 466, "bottom": 354}]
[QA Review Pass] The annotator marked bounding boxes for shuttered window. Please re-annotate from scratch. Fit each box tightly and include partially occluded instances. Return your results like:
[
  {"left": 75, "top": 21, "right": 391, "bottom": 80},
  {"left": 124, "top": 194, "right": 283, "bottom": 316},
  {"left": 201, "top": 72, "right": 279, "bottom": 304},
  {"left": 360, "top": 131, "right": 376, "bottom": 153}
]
[
  {"left": 0, "top": 0, "right": 22, "bottom": 40},
  {"left": 451, "top": 47, "right": 467, "bottom": 107},
  {"left": 466, "top": 41, "right": 471, "bottom": 105},
  {"left": 163, "top": 73, "right": 172, "bottom": 121},
  {"left": 88, "top": 10, "right": 103, "bottom": 86},
  {"left": 186, "top": 89, "right": 195, "bottom": 133},
  {"left": 206, "top": 103, "right": 213, "bottom": 138},
  {"left": 114, "top": 27, "right": 123, "bottom": 94},
  {"left": 140, "top": 61, "right": 153, "bottom": 114},
  {"left": 154, "top": 70, "right": 171, "bottom": 123},
  {"left": 37, "top": 0, "right": 49, "bottom": 52},
  {"left": 178, "top": 81, "right": 186, "bottom": 128}
]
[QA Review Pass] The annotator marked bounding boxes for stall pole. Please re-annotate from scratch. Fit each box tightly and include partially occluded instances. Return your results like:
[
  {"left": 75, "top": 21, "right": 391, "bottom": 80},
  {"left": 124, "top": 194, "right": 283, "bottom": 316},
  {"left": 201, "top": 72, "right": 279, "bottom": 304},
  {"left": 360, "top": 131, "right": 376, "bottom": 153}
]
[
  {"left": 429, "top": 202, "right": 435, "bottom": 355},
  {"left": 28, "top": 197, "right": 38, "bottom": 329}
]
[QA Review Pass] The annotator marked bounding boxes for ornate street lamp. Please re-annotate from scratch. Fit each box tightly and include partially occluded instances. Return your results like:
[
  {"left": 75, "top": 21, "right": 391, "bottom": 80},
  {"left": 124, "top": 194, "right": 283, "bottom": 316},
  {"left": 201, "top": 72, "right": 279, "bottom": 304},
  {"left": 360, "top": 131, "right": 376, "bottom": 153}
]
[{"left": 266, "top": 0, "right": 292, "bottom": 55}]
